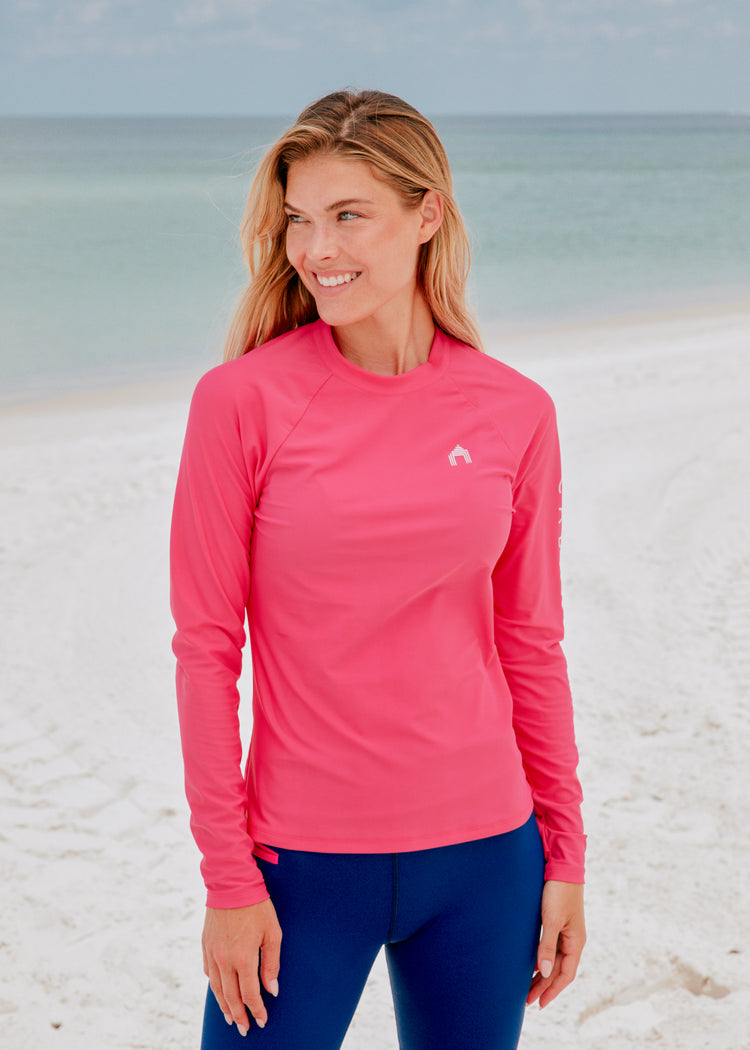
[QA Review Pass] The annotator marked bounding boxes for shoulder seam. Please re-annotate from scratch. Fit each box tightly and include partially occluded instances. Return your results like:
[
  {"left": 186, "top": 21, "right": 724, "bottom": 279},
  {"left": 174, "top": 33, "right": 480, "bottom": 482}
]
[
  {"left": 257, "top": 371, "right": 335, "bottom": 488},
  {"left": 444, "top": 369, "right": 521, "bottom": 463}
]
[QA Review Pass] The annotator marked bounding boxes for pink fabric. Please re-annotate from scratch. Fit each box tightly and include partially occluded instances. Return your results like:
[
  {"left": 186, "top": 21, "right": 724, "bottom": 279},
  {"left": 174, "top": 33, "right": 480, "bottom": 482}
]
[{"left": 170, "top": 321, "right": 585, "bottom": 908}]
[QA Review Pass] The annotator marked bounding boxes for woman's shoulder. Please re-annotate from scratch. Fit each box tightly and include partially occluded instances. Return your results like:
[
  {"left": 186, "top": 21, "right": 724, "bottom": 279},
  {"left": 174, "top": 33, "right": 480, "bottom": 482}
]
[
  {"left": 444, "top": 333, "right": 555, "bottom": 421},
  {"left": 190, "top": 321, "right": 331, "bottom": 410}
]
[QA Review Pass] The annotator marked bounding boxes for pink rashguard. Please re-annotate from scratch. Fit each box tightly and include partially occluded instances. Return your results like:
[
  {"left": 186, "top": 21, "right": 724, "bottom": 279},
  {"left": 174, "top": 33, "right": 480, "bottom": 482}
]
[{"left": 170, "top": 320, "right": 586, "bottom": 909}]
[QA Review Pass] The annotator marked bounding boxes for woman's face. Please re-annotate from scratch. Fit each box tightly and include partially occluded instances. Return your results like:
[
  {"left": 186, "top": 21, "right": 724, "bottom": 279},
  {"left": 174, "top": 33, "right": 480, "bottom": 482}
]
[{"left": 284, "top": 153, "right": 441, "bottom": 334}]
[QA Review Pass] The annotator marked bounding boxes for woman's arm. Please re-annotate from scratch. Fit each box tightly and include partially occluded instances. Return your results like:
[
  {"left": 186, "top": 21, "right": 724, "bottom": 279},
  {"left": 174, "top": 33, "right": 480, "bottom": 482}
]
[
  {"left": 492, "top": 393, "right": 586, "bottom": 885},
  {"left": 170, "top": 368, "right": 269, "bottom": 907},
  {"left": 171, "top": 370, "right": 282, "bottom": 1030},
  {"left": 492, "top": 396, "right": 586, "bottom": 1003}
]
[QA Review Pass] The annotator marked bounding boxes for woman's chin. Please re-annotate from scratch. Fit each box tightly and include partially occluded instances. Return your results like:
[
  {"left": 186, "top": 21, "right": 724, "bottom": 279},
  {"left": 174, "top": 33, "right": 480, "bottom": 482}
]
[{"left": 313, "top": 300, "right": 363, "bottom": 329}]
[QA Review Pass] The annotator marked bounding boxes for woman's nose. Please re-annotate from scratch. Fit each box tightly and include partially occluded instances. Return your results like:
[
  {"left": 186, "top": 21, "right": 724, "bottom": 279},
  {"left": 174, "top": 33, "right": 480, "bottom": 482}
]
[{"left": 306, "top": 222, "right": 338, "bottom": 263}]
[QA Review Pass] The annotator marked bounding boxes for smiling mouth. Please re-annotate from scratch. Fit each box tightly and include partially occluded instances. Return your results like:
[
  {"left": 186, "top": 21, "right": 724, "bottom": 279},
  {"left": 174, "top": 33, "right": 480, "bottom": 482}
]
[{"left": 315, "top": 271, "right": 362, "bottom": 288}]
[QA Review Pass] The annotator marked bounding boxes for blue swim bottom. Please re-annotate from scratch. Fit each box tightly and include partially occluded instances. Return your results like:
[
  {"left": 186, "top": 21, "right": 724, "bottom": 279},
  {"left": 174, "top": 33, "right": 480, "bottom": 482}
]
[{"left": 201, "top": 813, "right": 545, "bottom": 1050}]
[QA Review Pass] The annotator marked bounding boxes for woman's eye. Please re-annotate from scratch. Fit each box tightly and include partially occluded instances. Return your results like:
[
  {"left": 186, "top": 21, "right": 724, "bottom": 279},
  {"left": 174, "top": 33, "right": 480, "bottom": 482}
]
[
  {"left": 285, "top": 213, "right": 304, "bottom": 225},
  {"left": 338, "top": 211, "right": 359, "bottom": 221}
]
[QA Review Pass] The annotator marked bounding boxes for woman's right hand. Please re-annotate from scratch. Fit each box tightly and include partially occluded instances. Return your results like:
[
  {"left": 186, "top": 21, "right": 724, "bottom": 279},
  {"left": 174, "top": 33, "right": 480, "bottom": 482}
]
[{"left": 202, "top": 898, "right": 282, "bottom": 1035}]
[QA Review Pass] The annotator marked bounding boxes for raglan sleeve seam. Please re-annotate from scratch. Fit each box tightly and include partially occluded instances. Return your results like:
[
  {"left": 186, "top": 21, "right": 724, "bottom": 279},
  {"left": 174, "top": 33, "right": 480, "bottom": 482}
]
[
  {"left": 445, "top": 370, "right": 521, "bottom": 462},
  {"left": 253, "top": 371, "right": 335, "bottom": 484}
]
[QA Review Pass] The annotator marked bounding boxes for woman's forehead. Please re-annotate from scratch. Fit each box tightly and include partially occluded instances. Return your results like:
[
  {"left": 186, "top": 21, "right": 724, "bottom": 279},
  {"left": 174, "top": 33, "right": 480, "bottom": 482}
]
[{"left": 284, "top": 154, "right": 395, "bottom": 206}]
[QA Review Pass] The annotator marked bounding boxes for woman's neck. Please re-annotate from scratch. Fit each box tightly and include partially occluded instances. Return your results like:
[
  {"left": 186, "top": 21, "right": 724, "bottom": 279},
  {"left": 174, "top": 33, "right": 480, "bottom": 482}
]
[{"left": 331, "top": 294, "right": 436, "bottom": 376}]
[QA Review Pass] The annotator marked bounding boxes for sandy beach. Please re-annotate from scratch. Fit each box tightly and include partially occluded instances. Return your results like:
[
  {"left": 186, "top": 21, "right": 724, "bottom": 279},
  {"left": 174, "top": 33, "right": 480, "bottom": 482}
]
[{"left": 1, "top": 302, "right": 748, "bottom": 1049}]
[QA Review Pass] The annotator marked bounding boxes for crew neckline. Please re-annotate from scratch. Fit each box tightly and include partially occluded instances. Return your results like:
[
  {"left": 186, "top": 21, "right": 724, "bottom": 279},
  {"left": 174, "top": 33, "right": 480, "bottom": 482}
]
[{"left": 315, "top": 320, "right": 450, "bottom": 394}]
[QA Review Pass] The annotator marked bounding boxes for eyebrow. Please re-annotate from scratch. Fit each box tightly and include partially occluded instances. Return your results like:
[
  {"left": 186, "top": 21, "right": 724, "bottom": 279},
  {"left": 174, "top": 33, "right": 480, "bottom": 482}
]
[{"left": 284, "top": 197, "right": 375, "bottom": 212}]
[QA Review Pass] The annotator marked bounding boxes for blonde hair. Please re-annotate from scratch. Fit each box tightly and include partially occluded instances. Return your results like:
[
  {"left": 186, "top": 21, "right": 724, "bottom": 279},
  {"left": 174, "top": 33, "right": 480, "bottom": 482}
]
[{"left": 224, "top": 89, "right": 483, "bottom": 359}]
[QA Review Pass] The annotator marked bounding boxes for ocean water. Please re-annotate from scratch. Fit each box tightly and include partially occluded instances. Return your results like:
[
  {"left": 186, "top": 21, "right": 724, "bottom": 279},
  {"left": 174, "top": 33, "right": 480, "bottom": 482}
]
[{"left": 1, "top": 114, "right": 749, "bottom": 398}]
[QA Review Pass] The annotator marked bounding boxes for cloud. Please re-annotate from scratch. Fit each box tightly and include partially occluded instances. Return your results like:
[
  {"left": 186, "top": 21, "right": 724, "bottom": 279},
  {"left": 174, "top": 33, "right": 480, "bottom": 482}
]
[
  {"left": 10, "top": 0, "right": 271, "bottom": 57},
  {"left": 8, "top": 0, "right": 750, "bottom": 70},
  {"left": 10, "top": 0, "right": 146, "bottom": 56},
  {"left": 464, "top": 20, "right": 506, "bottom": 43},
  {"left": 509, "top": 0, "right": 742, "bottom": 49},
  {"left": 77, "top": 0, "right": 111, "bottom": 24},
  {"left": 559, "top": 0, "right": 618, "bottom": 12},
  {"left": 591, "top": 19, "right": 644, "bottom": 41},
  {"left": 651, "top": 43, "right": 675, "bottom": 59},
  {"left": 173, "top": 0, "right": 268, "bottom": 27},
  {"left": 520, "top": 0, "right": 556, "bottom": 34},
  {"left": 256, "top": 0, "right": 509, "bottom": 59},
  {"left": 714, "top": 17, "right": 743, "bottom": 38}
]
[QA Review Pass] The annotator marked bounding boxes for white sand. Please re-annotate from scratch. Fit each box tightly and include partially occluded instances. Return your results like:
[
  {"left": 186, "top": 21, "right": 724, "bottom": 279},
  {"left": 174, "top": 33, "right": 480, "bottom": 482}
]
[{"left": 1, "top": 304, "right": 748, "bottom": 1049}]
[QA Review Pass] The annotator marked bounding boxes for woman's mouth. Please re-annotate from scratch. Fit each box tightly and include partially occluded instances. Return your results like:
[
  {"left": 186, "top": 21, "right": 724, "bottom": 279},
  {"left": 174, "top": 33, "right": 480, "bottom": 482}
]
[{"left": 314, "top": 271, "right": 362, "bottom": 288}]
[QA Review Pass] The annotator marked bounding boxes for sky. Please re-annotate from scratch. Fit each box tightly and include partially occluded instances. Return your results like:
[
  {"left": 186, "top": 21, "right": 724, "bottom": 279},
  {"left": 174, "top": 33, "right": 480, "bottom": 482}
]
[{"left": 1, "top": 0, "right": 748, "bottom": 115}]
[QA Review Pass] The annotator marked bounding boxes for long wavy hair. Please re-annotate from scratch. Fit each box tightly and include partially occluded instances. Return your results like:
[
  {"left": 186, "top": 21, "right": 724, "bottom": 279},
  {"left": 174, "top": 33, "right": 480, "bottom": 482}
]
[{"left": 223, "top": 89, "right": 483, "bottom": 360}]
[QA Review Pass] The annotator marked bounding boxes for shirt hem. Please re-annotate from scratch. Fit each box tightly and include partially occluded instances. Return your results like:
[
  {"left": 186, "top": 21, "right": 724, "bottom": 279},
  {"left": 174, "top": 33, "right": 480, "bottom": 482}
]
[{"left": 249, "top": 806, "right": 535, "bottom": 855}]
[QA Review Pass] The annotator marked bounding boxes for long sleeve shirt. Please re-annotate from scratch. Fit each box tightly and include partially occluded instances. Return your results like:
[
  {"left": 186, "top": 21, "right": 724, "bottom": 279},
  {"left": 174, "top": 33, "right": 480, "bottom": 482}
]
[{"left": 170, "top": 320, "right": 585, "bottom": 908}]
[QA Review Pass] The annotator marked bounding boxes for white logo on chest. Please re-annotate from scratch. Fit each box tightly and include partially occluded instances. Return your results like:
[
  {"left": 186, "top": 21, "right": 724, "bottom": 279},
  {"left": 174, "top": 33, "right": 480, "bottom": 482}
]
[{"left": 448, "top": 444, "right": 472, "bottom": 466}]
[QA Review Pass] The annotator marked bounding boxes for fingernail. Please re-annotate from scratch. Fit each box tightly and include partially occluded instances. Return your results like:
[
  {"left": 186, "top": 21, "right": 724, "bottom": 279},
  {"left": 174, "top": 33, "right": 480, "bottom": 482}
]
[
  {"left": 223, "top": 1014, "right": 232, "bottom": 1026},
  {"left": 269, "top": 978, "right": 279, "bottom": 997},
  {"left": 541, "top": 960, "right": 553, "bottom": 979},
  {"left": 237, "top": 1024, "right": 248, "bottom": 1037},
  {"left": 255, "top": 1018, "right": 266, "bottom": 1029}
]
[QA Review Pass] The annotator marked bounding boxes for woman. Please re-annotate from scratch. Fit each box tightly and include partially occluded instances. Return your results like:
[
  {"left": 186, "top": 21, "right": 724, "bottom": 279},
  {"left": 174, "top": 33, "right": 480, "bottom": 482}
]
[{"left": 171, "top": 89, "right": 586, "bottom": 1050}]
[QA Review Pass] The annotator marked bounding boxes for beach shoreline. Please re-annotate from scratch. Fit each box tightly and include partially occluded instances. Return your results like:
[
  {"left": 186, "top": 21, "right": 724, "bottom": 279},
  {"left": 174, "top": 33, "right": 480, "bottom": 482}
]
[{"left": 3, "top": 290, "right": 749, "bottom": 416}]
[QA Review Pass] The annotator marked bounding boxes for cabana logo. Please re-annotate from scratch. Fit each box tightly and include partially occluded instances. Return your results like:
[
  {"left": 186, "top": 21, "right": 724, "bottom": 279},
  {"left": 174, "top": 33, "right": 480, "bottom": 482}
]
[{"left": 448, "top": 444, "right": 472, "bottom": 466}]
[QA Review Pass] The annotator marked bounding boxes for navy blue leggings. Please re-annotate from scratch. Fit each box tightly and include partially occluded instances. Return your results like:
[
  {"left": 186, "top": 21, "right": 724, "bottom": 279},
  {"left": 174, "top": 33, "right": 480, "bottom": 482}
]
[{"left": 201, "top": 814, "right": 545, "bottom": 1050}]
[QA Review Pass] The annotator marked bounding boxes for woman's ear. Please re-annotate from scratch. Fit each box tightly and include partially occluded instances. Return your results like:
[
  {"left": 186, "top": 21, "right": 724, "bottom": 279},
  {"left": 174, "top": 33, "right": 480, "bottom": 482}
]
[{"left": 417, "top": 190, "right": 444, "bottom": 244}]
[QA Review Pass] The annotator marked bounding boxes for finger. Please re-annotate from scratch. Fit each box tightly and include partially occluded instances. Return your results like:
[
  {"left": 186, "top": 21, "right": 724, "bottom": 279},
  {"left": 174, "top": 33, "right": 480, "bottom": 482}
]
[
  {"left": 260, "top": 925, "right": 282, "bottom": 998},
  {"left": 526, "top": 970, "right": 548, "bottom": 1006},
  {"left": 238, "top": 967, "right": 268, "bottom": 1029},
  {"left": 212, "top": 955, "right": 253, "bottom": 1035},
  {"left": 536, "top": 921, "right": 560, "bottom": 982},
  {"left": 205, "top": 960, "right": 237, "bottom": 1030},
  {"left": 526, "top": 953, "right": 559, "bottom": 1006},
  {"left": 537, "top": 939, "right": 583, "bottom": 1009},
  {"left": 538, "top": 966, "right": 573, "bottom": 1009}
]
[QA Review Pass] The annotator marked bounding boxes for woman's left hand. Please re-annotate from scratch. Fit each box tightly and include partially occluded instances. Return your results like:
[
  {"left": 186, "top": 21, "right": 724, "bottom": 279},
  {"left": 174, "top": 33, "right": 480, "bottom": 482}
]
[{"left": 527, "top": 880, "right": 586, "bottom": 1009}]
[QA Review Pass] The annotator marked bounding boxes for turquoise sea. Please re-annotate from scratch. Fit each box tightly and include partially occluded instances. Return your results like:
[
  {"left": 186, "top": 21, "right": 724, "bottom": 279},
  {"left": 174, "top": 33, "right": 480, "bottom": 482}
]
[{"left": 1, "top": 114, "right": 749, "bottom": 398}]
